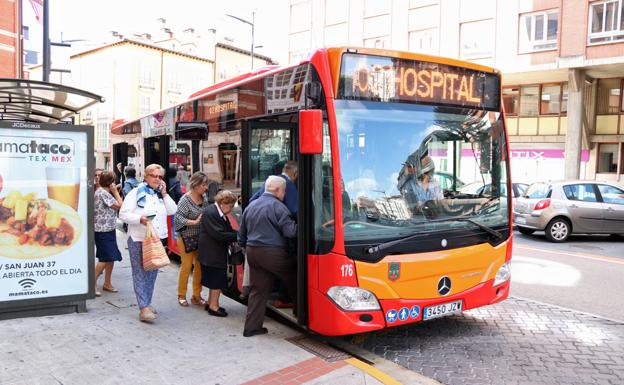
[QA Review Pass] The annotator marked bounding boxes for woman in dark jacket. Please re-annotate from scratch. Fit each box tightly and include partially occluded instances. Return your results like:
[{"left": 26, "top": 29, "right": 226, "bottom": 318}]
[{"left": 198, "top": 190, "right": 238, "bottom": 317}]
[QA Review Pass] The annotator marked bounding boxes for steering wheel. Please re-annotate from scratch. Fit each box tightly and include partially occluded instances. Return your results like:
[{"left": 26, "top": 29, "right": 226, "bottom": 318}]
[{"left": 420, "top": 200, "right": 441, "bottom": 220}]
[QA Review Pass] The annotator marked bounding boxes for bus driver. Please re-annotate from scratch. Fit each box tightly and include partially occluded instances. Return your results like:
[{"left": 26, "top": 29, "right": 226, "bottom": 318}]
[{"left": 403, "top": 155, "right": 443, "bottom": 214}]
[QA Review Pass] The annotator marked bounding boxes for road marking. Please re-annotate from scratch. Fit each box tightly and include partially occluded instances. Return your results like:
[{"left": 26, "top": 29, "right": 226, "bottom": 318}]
[
  {"left": 515, "top": 245, "right": 624, "bottom": 265},
  {"left": 511, "top": 295, "right": 624, "bottom": 324},
  {"left": 345, "top": 358, "right": 403, "bottom": 385}
]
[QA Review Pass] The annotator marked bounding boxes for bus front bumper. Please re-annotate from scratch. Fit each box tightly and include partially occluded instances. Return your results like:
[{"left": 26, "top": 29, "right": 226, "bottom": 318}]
[{"left": 308, "top": 278, "right": 509, "bottom": 336}]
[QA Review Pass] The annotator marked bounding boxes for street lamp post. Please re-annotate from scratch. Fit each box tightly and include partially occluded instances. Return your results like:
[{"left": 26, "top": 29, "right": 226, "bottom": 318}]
[{"left": 225, "top": 12, "right": 255, "bottom": 70}]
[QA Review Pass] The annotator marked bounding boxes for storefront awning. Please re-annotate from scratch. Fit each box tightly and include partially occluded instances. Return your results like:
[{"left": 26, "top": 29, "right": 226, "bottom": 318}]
[{"left": 0, "top": 78, "right": 104, "bottom": 123}]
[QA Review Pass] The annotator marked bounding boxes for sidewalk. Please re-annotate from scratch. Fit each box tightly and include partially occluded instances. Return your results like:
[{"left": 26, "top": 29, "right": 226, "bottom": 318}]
[{"left": 0, "top": 231, "right": 436, "bottom": 385}]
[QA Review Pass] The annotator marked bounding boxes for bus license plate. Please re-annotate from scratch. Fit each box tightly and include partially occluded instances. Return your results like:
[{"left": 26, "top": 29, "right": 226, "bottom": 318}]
[{"left": 423, "top": 300, "right": 463, "bottom": 320}]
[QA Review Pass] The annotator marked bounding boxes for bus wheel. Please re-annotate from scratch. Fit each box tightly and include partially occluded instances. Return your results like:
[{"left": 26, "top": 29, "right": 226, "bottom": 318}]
[
  {"left": 545, "top": 218, "right": 571, "bottom": 242},
  {"left": 517, "top": 226, "right": 535, "bottom": 235}
]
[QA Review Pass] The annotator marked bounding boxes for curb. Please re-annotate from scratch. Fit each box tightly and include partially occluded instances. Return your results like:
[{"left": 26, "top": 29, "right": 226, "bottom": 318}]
[{"left": 330, "top": 338, "right": 442, "bottom": 385}]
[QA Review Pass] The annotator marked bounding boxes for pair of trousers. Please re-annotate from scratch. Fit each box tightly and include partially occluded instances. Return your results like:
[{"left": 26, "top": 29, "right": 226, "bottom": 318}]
[
  {"left": 127, "top": 237, "right": 158, "bottom": 309},
  {"left": 176, "top": 237, "right": 202, "bottom": 298},
  {"left": 244, "top": 246, "right": 296, "bottom": 332}
]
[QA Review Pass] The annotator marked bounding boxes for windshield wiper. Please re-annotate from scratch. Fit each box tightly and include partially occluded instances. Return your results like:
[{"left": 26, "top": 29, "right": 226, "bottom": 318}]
[
  {"left": 364, "top": 214, "right": 503, "bottom": 255},
  {"left": 441, "top": 217, "right": 503, "bottom": 241},
  {"left": 365, "top": 232, "right": 424, "bottom": 255}
]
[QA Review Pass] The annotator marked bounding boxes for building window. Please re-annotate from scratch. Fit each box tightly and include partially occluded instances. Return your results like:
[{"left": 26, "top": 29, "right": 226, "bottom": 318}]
[
  {"left": 505, "top": 83, "right": 568, "bottom": 116},
  {"left": 596, "top": 78, "right": 622, "bottom": 114},
  {"left": 325, "top": 0, "right": 349, "bottom": 25},
  {"left": 364, "top": 36, "right": 389, "bottom": 48},
  {"left": 96, "top": 121, "right": 110, "bottom": 152},
  {"left": 597, "top": 143, "right": 619, "bottom": 173},
  {"left": 325, "top": 24, "right": 349, "bottom": 46},
  {"left": 503, "top": 87, "right": 519, "bottom": 115},
  {"left": 408, "top": 28, "right": 439, "bottom": 55},
  {"left": 459, "top": 0, "right": 495, "bottom": 22},
  {"left": 167, "top": 71, "right": 181, "bottom": 95},
  {"left": 23, "top": 26, "right": 29, "bottom": 40},
  {"left": 519, "top": 86, "right": 539, "bottom": 116},
  {"left": 24, "top": 50, "right": 38, "bottom": 65},
  {"left": 139, "top": 95, "right": 152, "bottom": 115},
  {"left": 290, "top": 1, "right": 312, "bottom": 32},
  {"left": 364, "top": 0, "right": 390, "bottom": 17},
  {"left": 460, "top": 19, "right": 495, "bottom": 59},
  {"left": 540, "top": 84, "right": 562, "bottom": 114},
  {"left": 589, "top": 0, "right": 624, "bottom": 44},
  {"left": 139, "top": 65, "right": 156, "bottom": 90},
  {"left": 519, "top": 10, "right": 558, "bottom": 53}
]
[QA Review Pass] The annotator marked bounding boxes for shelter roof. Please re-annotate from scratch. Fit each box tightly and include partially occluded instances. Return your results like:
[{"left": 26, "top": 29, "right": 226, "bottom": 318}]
[{"left": 0, "top": 78, "right": 104, "bottom": 123}]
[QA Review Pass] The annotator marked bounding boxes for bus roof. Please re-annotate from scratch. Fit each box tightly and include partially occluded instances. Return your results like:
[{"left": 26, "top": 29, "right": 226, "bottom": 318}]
[
  {"left": 112, "top": 47, "right": 501, "bottom": 132},
  {"left": 112, "top": 61, "right": 304, "bottom": 132}
]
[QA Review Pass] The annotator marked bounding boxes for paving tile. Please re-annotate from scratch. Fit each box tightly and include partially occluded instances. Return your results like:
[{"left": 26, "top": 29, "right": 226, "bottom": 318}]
[{"left": 351, "top": 297, "right": 624, "bottom": 385}]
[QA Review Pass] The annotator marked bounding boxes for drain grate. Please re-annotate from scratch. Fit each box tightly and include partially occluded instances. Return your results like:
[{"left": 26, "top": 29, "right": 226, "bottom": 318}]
[{"left": 286, "top": 335, "right": 352, "bottom": 362}]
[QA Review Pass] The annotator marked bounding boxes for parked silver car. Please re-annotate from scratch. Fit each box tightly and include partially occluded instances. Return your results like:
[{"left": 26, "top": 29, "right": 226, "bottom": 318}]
[{"left": 513, "top": 180, "right": 624, "bottom": 242}]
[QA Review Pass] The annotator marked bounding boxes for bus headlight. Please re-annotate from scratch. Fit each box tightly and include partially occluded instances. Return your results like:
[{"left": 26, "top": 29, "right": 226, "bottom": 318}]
[
  {"left": 493, "top": 262, "right": 511, "bottom": 286},
  {"left": 327, "top": 286, "right": 380, "bottom": 311}
]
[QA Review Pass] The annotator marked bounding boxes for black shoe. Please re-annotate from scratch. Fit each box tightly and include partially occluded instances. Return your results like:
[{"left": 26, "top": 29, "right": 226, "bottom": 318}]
[
  {"left": 207, "top": 307, "right": 228, "bottom": 317},
  {"left": 204, "top": 305, "right": 227, "bottom": 314},
  {"left": 243, "top": 327, "right": 268, "bottom": 337}
]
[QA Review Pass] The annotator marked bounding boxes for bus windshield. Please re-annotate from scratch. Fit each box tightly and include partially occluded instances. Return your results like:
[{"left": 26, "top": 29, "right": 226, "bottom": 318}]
[{"left": 335, "top": 99, "right": 509, "bottom": 243}]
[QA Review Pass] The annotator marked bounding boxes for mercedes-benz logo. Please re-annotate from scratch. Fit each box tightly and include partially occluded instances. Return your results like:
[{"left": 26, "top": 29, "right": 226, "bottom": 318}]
[{"left": 437, "top": 276, "right": 451, "bottom": 296}]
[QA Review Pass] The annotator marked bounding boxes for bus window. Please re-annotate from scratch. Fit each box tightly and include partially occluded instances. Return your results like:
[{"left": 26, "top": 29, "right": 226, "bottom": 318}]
[{"left": 249, "top": 128, "right": 292, "bottom": 196}]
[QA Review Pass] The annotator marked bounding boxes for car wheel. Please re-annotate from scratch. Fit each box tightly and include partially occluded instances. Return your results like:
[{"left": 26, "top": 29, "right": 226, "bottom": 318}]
[
  {"left": 545, "top": 218, "right": 571, "bottom": 242},
  {"left": 517, "top": 227, "right": 535, "bottom": 235}
]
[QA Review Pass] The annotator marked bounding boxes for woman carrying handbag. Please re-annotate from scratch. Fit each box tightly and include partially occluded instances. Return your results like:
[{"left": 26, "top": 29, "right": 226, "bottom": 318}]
[
  {"left": 173, "top": 172, "right": 211, "bottom": 307},
  {"left": 120, "top": 164, "right": 177, "bottom": 322}
]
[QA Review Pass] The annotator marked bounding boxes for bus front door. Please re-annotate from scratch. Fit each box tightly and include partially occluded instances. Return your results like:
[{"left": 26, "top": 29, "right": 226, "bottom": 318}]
[
  {"left": 241, "top": 121, "right": 296, "bottom": 205},
  {"left": 240, "top": 119, "right": 301, "bottom": 322}
]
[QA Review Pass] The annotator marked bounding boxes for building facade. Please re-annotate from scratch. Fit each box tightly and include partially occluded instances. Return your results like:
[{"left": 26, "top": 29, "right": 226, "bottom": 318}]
[
  {"left": 288, "top": 0, "right": 624, "bottom": 184},
  {"left": 0, "top": 0, "right": 21, "bottom": 78},
  {"left": 214, "top": 42, "right": 276, "bottom": 83},
  {"left": 69, "top": 39, "right": 214, "bottom": 169}
]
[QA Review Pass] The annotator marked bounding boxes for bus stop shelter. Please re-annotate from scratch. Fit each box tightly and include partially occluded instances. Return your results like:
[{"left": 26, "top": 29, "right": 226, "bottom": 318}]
[{"left": 0, "top": 78, "right": 103, "bottom": 320}]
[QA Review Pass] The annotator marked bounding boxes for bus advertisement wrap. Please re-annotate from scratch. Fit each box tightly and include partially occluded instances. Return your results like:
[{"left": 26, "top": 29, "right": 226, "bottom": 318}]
[{"left": 0, "top": 123, "right": 90, "bottom": 302}]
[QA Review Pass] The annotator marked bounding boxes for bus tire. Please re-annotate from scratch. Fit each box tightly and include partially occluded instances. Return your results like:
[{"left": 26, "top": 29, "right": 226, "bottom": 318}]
[
  {"left": 545, "top": 217, "right": 571, "bottom": 243},
  {"left": 223, "top": 263, "right": 242, "bottom": 301}
]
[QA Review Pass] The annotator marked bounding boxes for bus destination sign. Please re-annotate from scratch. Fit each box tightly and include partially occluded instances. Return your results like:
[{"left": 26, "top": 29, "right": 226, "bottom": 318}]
[{"left": 338, "top": 53, "right": 501, "bottom": 111}]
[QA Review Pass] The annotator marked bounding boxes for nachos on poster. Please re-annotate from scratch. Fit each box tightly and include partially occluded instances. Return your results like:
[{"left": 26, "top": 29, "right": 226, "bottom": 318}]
[{"left": 0, "top": 189, "right": 82, "bottom": 259}]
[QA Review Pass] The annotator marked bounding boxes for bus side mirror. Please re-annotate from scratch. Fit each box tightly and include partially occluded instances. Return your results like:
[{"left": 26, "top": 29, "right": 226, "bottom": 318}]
[{"left": 299, "top": 109, "right": 323, "bottom": 154}]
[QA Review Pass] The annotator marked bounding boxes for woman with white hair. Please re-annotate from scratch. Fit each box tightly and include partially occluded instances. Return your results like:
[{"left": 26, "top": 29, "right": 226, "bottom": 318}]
[
  {"left": 198, "top": 190, "right": 238, "bottom": 317},
  {"left": 120, "top": 163, "right": 177, "bottom": 322}
]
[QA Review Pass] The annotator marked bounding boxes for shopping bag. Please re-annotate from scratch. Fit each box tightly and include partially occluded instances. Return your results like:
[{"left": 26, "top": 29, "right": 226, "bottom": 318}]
[{"left": 142, "top": 222, "right": 170, "bottom": 271}]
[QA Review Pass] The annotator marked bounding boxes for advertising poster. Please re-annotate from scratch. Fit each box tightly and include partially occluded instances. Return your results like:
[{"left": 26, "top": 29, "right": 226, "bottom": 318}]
[{"left": 0, "top": 122, "right": 90, "bottom": 303}]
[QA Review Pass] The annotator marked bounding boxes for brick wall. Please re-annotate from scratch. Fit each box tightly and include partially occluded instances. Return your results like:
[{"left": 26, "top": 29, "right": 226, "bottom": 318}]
[
  {"left": 0, "top": 0, "right": 18, "bottom": 77},
  {"left": 560, "top": 0, "right": 588, "bottom": 57}
]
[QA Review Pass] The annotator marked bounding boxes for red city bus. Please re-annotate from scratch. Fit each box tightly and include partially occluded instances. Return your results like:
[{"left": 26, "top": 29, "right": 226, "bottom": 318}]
[{"left": 112, "top": 47, "right": 512, "bottom": 336}]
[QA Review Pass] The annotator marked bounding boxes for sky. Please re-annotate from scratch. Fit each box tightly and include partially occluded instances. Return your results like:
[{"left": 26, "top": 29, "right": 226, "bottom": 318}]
[{"left": 42, "top": 0, "right": 290, "bottom": 64}]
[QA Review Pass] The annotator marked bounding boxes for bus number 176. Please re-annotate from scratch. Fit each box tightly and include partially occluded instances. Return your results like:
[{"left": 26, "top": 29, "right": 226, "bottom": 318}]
[{"left": 341, "top": 264, "right": 353, "bottom": 277}]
